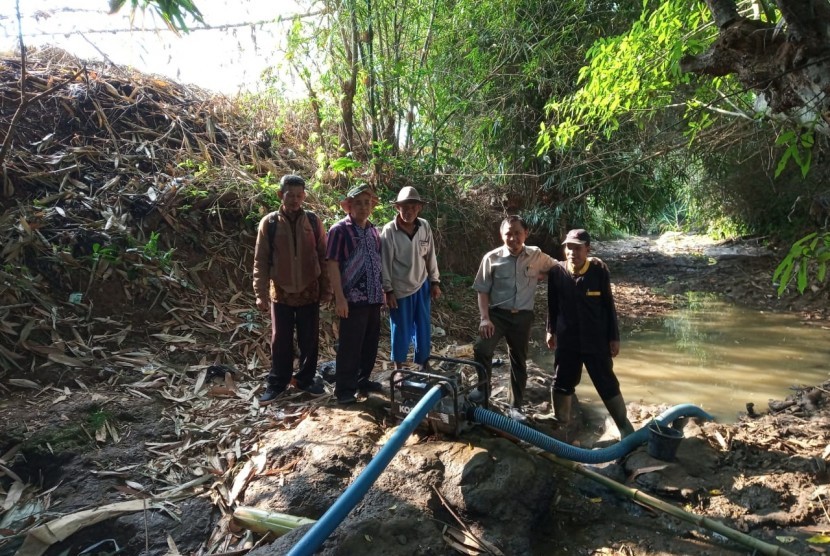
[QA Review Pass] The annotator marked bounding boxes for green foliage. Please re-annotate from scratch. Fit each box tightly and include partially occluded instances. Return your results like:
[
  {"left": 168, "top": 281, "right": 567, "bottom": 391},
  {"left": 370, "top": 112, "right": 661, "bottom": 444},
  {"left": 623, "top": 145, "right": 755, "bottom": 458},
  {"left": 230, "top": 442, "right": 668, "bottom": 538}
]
[
  {"left": 178, "top": 159, "right": 213, "bottom": 180},
  {"left": 706, "top": 216, "right": 749, "bottom": 240},
  {"left": 648, "top": 198, "right": 688, "bottom": 234},
  {"left": 370, "top": 193, "right": 397, "bottom": 226},
  {"left": 139, "top": 231, "right": 175, "bottom": 269},
  {"left": 538, "top": 0, "right": 713, "bottom": 152},
  {"left": 330, "top": 156, "right": 362, "bottom": 174},
  {"left": 773, "top": 232, "right": 830, "bottom": 295},
  {"left": 24, "top": 423, "right": 90, "bottom": 453},
  {"left": 775, "top": 128, "right": 815, "bottom": 178},
  {"left": 252, "top": 0, "right": 612, "bottom": 196},
  {"left": 109, "top": 0, "right": 205, "bottom": 32},
  {"left": 91, "top": 243, "right": 119, "bottom": 263},
  {"left": 253, "top": 172, "right": 281, "bottom": 208},
  {"left": 522, "top": 204, "right": 567, "bottom": 237},
  {"left": 88, "top": 408, "right": 113, "bottom": 430},
  {"left": 527, "top": 0, "right": 824, "bottom": 265}
]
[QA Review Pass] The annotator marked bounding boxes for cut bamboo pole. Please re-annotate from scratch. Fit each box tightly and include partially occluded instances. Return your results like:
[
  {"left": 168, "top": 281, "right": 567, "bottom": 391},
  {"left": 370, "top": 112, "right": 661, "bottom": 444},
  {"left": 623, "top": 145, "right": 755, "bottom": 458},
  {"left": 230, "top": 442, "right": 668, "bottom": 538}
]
[
  {"left": 233, "top": 506, "right": 316, "bottom": 537},
  {"left": 539, "top": 451, "right": 798, "bottom": 556}
]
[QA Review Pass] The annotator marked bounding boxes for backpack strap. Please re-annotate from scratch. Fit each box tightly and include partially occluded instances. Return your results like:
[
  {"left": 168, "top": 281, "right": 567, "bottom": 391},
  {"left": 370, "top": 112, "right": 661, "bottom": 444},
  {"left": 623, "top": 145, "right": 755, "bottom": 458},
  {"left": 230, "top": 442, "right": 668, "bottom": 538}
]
[
  {"left": 306, "top": 211, "right": 322, "bottom": 245},
  {"left": 267, "top": 211, "right": 279, "bottom": 268}
]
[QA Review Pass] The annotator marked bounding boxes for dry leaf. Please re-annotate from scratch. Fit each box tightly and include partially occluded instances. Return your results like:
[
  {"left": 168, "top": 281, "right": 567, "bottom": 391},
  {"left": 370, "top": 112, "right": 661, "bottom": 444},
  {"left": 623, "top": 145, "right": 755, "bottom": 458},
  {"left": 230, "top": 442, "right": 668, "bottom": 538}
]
[
  {"left": 151, "top": 333, "right": 196, "bottom": 343},
  {"left": 2, "top": 481, "right": 25, "bottom": 510},
  {"left": 106, "top": 421, "right": 121, "bottom": 443},
  {"left": 125, "top": 480, "right": 146, "bottom": 491},
  {"left": 166, "top": 533, "right": 182, "bottom": 555},
  {"left": 47, "top": 353, "right": 87, "bottom": 367},
  {"left": 17, "top": 499, "right": 163, "bottom": 556},
  {"left": 8, "top": 379, "right": 43, "bottom": 390},
  {"left": 228, "top": 461, "right": 255, "bottom": 505}
]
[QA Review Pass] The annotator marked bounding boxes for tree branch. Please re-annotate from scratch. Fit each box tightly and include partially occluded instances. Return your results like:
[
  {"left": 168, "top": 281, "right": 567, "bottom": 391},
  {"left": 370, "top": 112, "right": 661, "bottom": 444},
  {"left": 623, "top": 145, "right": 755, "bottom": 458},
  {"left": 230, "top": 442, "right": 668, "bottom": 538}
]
[
  {"left": 21, "top": 10, "right": 327, "bottom": 38},
  {"left": 705, "top": 0, "right": 741, "bottom": 28}
]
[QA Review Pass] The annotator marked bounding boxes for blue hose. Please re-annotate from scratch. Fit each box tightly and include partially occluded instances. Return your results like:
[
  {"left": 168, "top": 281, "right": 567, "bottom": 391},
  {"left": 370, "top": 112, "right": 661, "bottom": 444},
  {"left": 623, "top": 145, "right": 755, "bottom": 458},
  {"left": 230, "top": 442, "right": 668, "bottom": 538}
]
[
  {"left": 286, "top": 385, "right": 444, "bottom": 556},
  {"left": 472, "top": 403, "right": 713, "bottom": 463}
]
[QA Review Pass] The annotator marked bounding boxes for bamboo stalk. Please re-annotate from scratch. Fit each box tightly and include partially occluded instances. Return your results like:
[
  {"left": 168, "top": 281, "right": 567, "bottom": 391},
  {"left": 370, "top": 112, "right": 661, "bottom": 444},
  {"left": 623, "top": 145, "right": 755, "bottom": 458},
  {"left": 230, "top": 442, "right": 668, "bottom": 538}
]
[
  {"left": 233, "top": 506, "right": 316, "bottom": 537},
  {"left": 539, "top": 452, "right": 798, "bottom": 556}
]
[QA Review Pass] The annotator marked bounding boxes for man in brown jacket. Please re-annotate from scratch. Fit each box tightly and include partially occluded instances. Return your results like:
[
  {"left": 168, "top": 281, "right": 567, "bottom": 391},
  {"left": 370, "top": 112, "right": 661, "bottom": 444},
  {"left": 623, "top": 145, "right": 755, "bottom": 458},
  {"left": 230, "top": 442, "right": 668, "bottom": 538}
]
[{"left": 253, "top": 174, "right": 331, "bottom": 404}]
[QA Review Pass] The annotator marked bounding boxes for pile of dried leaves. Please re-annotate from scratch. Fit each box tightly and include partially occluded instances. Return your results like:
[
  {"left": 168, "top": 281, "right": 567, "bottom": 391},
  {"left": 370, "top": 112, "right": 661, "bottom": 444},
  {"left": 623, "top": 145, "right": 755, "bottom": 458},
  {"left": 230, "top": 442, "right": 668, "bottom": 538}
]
[
  {"left": 0, "top": 46, "right": 335, "bottom": 553},
  {"left": 0, "top": 47, "right": 484, "bottom": 555},
  {"left": 0, "top": 45, "right": 308, "bottom": 375}
]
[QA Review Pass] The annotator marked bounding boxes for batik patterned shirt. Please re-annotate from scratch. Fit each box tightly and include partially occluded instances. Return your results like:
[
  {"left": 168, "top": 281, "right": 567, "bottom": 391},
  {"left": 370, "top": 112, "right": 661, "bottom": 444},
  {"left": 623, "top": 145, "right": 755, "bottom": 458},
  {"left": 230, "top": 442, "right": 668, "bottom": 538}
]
[{"left": 326, "top": 215, "right": 384, "bottom": 305}]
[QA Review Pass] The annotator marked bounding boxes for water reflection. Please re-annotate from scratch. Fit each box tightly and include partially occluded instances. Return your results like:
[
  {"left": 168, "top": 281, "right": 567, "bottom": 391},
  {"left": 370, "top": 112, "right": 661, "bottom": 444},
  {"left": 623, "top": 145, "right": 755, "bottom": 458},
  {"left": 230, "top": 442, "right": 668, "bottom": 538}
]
[{"left": 534, "top": 293, "right": 830, "bottom": 423}]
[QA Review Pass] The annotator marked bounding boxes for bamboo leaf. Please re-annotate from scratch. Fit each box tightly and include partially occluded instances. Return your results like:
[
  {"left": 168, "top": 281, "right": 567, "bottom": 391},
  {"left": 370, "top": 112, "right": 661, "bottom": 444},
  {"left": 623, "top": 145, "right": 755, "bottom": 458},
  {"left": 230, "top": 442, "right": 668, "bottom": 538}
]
[
  {"left": 796, "top": 263, "right": 808, "bottom": 293},
  {"left": 47, "top": 353, "right": 87, "bottom": 367},
  {"left": 8, "top": 379, "right": 42, "bottom": 390}
]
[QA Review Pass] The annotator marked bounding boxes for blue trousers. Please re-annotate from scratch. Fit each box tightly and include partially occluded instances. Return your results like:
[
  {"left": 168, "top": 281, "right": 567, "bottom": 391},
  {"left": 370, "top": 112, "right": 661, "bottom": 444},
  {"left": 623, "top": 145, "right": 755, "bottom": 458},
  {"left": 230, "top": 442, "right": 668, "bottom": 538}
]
[{"left": 389, "top": 280, "right": 431, "bottom": 365}]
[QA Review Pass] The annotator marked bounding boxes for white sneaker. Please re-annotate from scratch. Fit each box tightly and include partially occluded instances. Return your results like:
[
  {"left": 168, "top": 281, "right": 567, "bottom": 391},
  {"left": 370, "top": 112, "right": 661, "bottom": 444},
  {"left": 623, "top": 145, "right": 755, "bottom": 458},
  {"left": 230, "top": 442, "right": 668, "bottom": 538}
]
[{"left": 507, "top": 407, "right": 527, "bottom": 423}]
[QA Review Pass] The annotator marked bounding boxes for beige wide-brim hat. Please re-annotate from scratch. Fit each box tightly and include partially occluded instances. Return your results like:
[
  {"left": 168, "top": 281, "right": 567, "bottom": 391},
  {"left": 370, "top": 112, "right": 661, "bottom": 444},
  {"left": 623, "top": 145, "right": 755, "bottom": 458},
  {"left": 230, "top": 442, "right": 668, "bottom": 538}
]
[
  {"left": 339, "top": 183, "right": 379, "bottom": 211},
  {"left": 392, "top": 186, "right": 425, "bottom": 205}
]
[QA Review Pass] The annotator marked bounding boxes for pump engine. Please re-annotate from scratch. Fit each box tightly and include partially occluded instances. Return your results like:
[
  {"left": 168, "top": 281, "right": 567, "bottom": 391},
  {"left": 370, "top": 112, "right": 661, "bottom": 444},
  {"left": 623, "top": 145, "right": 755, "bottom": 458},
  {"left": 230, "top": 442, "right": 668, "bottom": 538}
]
[{"left": 389, "top": 356, "right": 489, "bottom": 436}]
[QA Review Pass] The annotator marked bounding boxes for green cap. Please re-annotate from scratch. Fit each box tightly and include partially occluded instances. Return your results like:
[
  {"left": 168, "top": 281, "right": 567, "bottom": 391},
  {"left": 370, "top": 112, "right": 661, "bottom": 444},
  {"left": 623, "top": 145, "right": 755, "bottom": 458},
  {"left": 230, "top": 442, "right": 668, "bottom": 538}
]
[{"left": 346, "top": 183, "right": 375, "bottom": 198}]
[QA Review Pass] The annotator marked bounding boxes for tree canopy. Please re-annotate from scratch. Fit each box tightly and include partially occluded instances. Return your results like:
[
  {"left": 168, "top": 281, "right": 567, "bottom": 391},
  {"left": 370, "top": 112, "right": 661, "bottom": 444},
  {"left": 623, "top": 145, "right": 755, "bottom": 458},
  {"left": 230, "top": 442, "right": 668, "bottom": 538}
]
[{"left": 110, "top": 0, "right": 828, "bottom": 290}]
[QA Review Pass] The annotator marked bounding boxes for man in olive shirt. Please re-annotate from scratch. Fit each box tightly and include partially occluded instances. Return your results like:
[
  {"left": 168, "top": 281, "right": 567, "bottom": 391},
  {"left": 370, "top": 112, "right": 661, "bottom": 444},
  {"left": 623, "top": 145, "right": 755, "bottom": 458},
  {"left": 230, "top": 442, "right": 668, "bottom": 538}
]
[{"left": 472, "top": 215, "right": 556, "bottom": 421}]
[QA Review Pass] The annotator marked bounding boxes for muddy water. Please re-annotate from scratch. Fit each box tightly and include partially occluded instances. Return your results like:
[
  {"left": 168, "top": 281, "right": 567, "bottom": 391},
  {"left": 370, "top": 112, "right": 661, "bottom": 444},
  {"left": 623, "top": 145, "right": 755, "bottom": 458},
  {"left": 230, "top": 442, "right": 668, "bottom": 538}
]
[{"left": 532, "top": 294, "right": 830, "bottom": 423}]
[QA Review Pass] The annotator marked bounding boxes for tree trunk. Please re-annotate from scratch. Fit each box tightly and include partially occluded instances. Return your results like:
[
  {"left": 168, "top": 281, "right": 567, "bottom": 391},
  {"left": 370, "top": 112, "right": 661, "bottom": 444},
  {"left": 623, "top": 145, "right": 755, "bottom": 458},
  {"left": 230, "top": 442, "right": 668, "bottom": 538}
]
[{"left": 681, "top": 0, "right": 830, "bottom": 132}]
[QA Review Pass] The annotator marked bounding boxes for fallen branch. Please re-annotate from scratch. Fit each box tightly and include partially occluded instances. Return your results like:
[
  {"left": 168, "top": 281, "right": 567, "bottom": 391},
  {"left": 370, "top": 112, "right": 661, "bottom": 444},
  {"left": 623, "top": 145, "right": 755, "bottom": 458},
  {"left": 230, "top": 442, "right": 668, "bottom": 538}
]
[{"left": 232, "top": 506, "right": 316, "bottom": 537}]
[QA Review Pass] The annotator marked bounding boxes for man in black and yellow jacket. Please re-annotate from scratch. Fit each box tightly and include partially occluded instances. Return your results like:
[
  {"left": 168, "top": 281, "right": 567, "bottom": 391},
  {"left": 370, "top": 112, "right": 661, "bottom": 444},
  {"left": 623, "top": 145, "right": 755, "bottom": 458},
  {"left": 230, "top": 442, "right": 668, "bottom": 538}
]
[{"left": 546, "top": 228, "right": 635, "bottom": 439}]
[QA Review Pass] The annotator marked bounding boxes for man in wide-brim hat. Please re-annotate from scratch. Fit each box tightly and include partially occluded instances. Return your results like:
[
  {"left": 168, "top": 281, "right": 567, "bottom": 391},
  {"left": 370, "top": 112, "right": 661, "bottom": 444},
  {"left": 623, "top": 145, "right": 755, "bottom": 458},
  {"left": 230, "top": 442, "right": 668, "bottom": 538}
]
[
  {"left": 380, "top": 186, "right": 442, "bottom": 372},
  {"left": 326, "top": 183, "right": 385, "bottom": 404}
]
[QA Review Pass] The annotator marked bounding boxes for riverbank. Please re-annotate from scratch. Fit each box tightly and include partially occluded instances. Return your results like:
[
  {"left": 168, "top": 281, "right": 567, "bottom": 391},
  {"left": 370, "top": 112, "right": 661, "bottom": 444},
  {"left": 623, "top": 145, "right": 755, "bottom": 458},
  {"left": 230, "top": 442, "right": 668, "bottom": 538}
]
[{"left": 3, "top": 232, "right": 829, "bottom": 555}]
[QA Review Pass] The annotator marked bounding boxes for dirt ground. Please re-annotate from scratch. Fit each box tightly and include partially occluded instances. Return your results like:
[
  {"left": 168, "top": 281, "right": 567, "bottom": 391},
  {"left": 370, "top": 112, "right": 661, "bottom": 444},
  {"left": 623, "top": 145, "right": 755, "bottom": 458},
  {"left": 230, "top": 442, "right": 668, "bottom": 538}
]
[{"left": 2, "top": 233, "right": 830, "bottom": 556}]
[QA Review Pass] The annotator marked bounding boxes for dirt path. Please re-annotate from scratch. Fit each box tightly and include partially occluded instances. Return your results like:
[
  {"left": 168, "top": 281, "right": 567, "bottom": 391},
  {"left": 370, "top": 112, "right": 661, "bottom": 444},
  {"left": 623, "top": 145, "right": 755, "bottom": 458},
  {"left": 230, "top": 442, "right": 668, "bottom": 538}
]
[{"left": 597, "top": 233, "right": 829, "bottom": 324}]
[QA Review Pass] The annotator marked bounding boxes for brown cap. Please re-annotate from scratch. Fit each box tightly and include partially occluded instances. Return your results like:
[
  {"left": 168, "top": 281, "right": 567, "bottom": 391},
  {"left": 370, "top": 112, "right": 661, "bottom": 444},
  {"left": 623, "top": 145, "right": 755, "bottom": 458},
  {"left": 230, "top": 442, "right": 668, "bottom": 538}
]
[{"left": 562, "top": 229, "right": 591, "bottom": 245}]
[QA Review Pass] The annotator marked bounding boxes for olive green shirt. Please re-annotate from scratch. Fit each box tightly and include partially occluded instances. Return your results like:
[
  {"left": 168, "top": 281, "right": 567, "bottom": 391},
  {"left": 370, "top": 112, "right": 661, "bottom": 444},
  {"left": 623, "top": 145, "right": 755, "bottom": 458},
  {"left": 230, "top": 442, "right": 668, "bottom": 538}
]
[{"left": 473, "top": 245, "right": 556, "bottom": 311}]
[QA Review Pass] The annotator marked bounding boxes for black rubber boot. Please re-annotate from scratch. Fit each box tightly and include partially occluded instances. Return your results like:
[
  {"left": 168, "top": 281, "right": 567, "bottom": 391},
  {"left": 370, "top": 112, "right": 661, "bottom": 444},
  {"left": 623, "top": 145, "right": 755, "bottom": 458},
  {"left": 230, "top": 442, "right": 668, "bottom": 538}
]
[
  {"left": 604, "top": 394, "right": 636, "bottom": 439},
  {"left": 552, "top": 392, "right": 573, "bottom": 425}
]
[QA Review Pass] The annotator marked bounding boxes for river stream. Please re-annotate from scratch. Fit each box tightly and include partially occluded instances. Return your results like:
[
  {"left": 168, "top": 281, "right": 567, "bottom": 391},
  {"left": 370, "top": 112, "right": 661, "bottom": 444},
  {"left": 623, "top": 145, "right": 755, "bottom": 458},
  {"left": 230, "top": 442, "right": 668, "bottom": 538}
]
[{"left": 532, "top": 292, "right": 830, "bottom": 422}]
